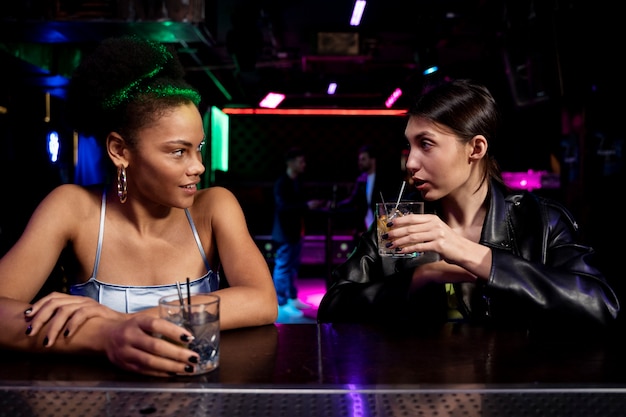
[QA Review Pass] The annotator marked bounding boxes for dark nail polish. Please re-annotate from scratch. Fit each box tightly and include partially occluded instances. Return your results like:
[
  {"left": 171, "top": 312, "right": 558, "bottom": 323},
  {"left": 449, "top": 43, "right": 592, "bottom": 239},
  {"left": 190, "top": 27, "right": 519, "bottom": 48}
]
[
  {"left": 180, "top": 334, "right": 193, "bottom": 343},
  {"left": 189, "top": 356, "right": 198, "bottom": 364},
  {"left": 24, "top": 308, "right": 32, "bottom": 315},
  {"left": 43, "top": 336, "right": 49, "bottom": 347},
  {"left": 395, "top": 247, "right": 402, "bottom": 252},
  {"left": 25, "top": 325, "right": 32, "bottom": 335},
  {"left": 381, "top": 233, "right": 389, "bottom": 240},
  {"left": 184, "top": 365, "right": 194, "bottom": 373},
  {"left": 386, "top": 222, "right": 393, "bottom": 228},
  {"left": 385, "top": 242, "right": 393, "bottom": 248},
  {"left": 63, "top": 329, "right": 70, "bottom": 337}
]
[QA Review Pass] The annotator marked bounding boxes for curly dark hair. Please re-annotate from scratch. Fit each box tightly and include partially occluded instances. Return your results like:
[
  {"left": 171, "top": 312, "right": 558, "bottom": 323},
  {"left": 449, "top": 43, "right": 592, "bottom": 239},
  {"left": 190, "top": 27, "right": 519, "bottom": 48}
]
[{"left": 66, "top": 35, "right": 201, "bottom": 149}]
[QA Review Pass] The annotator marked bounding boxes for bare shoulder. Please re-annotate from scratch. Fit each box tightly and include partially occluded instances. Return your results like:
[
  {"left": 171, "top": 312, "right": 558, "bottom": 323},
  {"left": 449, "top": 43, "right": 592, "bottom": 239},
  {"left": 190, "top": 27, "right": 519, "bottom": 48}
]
[
  {"left": 36, "top": 184, "right": 103, "bottom": 225},
  {"left": 189, "top": 186, "right": 247, "bottom": 229},
  {"left": 193, "top": 186, "right": 240, "bottom": 210},
  {"left": 43, "top": 184, "right": 101, "bottom": 210}
]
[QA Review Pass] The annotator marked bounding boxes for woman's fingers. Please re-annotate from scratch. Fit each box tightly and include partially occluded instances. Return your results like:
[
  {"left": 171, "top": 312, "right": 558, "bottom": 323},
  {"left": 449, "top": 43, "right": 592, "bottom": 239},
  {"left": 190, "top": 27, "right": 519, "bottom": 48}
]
[
  {"left": 24, "top": 294, "right": 200, "bottom": 376},
  {"left": 24, "top": 293, "right": 121, "bottom": 347},
  {"left": 385, "top": 214, "right": 440, "bottom": 252},
  {"left": 104, "top": 316, "right": 199, "bottom": 376}
]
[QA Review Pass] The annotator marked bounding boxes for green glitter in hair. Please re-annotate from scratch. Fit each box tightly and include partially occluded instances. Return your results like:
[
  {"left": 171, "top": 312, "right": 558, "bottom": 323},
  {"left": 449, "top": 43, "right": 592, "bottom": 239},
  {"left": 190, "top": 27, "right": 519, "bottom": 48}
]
[
  {"left": 101, "top": 41, "right": 201, "bottom": 110},
  {"left": 102, "top": 65, "right": 164, "bottom": 110},
  {"left": 143, "top": 84, "right": 202, "bottom": 106},
  {"left": 102, "top": 69, "right": 202, "bottom": 109}
]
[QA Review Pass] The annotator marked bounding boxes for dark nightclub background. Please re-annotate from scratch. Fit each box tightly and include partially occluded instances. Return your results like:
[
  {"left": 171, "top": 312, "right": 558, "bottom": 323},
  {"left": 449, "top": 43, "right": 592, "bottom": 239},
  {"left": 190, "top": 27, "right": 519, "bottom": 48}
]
[{"left": 0, "top": 0, "right": 623, "bottom": 298}]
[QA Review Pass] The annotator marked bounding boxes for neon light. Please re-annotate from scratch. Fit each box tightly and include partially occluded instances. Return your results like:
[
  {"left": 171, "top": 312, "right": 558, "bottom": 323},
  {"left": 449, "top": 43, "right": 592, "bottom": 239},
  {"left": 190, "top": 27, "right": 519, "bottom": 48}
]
[
  {"left": 384, "top": 88, "right": 403, "bottom": 108},
  {"left": 327, "top": 82, "right": 338, "bottom": 95},
  {"left": 259, "top": 92, "right": 285, "bottom": 108},
  {"left": 47, "top": 131, "right": 59, "bottom": 163},
  {"left": 501, "top": 170, "right": 562, "bottom": 191},
  {"left": 221, "top": 108, "right": 407, "bottom": 116},
  {"left": 210, "top": 106, "right": 229, "bottom": 183},
  {"left": 423, "top": 65, "right": 439, "bottom": 75},
  {"left": 350, "top": 0, "right": 366, "bottom": 26}
]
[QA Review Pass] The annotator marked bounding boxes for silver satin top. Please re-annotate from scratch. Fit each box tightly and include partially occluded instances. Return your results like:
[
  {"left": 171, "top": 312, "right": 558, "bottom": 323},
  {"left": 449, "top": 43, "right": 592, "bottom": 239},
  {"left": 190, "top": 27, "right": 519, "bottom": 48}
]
[{"left": 69, "top": 190, "right": 219, "bottom": 313}]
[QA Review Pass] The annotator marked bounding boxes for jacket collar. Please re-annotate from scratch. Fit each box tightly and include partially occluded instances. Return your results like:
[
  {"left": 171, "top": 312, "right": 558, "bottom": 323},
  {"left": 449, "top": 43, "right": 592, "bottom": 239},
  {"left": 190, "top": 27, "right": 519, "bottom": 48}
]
[{"left": 480, "top": 179, "right": 511, "bottom": 247}]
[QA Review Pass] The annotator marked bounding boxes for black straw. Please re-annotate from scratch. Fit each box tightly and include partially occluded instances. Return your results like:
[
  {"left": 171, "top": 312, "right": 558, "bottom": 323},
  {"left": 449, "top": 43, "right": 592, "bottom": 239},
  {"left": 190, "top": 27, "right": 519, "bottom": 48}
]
[
  {"left": 176, "top": 281, "right": 188, "bottom": 321},
  {"left": 186, "top": 277, "right": 191, "bottom": 307}
]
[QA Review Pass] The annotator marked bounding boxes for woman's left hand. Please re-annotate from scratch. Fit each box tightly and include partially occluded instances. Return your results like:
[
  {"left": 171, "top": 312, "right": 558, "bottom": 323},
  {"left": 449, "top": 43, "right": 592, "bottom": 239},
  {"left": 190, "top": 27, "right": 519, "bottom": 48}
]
[{"left": 409, "top": 260, "right": 477, "bottom": 291}]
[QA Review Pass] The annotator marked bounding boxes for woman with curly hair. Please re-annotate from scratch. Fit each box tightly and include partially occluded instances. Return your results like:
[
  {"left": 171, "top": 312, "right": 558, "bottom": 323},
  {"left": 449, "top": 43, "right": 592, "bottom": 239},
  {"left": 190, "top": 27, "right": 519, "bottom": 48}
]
[{"left": 0, "top": 36, "right": 277, "bottom": 376}]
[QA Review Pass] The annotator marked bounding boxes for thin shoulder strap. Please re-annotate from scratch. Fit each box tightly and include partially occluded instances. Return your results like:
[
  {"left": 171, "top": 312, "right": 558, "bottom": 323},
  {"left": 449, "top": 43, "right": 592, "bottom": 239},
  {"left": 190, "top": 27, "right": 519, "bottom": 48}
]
[
  {"left": 185, "top": 208, "right": 212, "bottom": 272},
  {"left": 91, "top": 188, "right": 107, "bottom": 278}
]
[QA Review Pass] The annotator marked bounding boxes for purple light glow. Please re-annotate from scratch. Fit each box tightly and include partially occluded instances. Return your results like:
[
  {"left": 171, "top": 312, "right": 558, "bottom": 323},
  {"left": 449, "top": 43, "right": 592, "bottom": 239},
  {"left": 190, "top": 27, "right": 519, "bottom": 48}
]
[
  {"left": 298, "top": 279, "right": 326, "bottom": 309},
  {"left": 502, "top": 170, "right": 561, "bottom": 190}
]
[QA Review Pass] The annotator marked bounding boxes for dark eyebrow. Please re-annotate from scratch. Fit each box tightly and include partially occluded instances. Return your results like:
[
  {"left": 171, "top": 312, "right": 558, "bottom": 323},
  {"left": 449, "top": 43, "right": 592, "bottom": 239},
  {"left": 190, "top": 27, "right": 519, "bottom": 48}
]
[
  {"left": 164, "top": 139, "right": 193, "bottom": 147},
  {"left": 408, "top": 131, "right": 429, "bottom": 141}
]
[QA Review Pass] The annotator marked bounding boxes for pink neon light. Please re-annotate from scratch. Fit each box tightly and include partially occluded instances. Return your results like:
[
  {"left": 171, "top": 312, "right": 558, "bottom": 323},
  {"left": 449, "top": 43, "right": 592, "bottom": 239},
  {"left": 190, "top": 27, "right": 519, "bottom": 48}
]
[
  {"left": 259, "top": 93, "right": 286, "bottom": 108},
  {"left": 221, "top": 108, "right": 407, "bottom": 116},
  {"left": 385, "top": 88, "right": 403, "bottom": 108},
  {"left": 501, "top": 170, "right": 560, "bottom": 191}
]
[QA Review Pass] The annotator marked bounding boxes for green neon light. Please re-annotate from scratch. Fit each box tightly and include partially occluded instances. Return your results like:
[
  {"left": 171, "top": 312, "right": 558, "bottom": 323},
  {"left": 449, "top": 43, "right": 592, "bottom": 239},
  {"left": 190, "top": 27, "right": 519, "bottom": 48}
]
[
  {"left": 210, "top": 106, "right": 229, "bottom": 183},
  {"left": 200, "top": 110, "right": 210, "bottom": 188}
]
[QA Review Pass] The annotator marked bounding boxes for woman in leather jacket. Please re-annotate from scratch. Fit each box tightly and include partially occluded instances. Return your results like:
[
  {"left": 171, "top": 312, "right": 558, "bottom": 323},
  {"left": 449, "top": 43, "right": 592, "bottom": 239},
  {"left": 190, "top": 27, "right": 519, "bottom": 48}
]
[{"left": 317, "top": 79, "right": 619, "bottom": 333}]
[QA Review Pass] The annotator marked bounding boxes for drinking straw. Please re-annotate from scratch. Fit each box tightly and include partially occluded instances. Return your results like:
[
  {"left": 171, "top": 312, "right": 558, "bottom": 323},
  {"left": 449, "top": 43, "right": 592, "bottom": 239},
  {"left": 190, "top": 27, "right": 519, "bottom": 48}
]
[
  {"left": 186, "top": 277, "right": 191, "bottom": 307},
  {"left": 176, "top": 281, "right": 185, "bottom": 306},
  {"left": 176, "top": 281, "right": 187, "bottom": 320},
  {"left": 379, "top": 191, "right": 388, "bottom": 216},
  {"left": 394, "top": 181, "right": 406, "bottom": 211}
]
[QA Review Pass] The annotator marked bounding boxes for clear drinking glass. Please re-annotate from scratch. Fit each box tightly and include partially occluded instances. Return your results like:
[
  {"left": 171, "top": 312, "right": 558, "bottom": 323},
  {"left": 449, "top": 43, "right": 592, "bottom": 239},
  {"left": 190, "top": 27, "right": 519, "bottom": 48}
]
[
  {"left": 376, "top": 201, "right": 424, "bottom": 258},
  {"left": 158, "top": 293, "right": 220, "bottom": 375}
]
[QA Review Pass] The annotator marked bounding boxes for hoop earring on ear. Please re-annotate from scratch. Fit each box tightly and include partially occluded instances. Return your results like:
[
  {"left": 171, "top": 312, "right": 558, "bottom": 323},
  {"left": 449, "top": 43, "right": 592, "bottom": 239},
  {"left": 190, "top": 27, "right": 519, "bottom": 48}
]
[{"left": 117, "top": 166, "right": 128, "bottom": 204}]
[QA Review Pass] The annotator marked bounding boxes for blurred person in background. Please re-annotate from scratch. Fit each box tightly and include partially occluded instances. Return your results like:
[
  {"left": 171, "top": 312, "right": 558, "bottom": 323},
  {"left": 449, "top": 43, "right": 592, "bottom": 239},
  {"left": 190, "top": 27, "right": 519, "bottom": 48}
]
[
  {"left": 336, "top": 144, "right": 397, "bottom": 237},
  {"left": 272, "top": 147, "right": 325, "bottom": 320}
]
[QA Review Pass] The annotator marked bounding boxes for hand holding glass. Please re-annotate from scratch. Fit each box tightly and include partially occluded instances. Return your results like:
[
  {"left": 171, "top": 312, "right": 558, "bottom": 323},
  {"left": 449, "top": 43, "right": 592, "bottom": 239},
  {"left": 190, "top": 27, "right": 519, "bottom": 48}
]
[
  {"left": 158, "top": 293, "right": 220, "bottom": 375},
  {"left": 376, "top": 201, "right": 424, "bottom": 258}
]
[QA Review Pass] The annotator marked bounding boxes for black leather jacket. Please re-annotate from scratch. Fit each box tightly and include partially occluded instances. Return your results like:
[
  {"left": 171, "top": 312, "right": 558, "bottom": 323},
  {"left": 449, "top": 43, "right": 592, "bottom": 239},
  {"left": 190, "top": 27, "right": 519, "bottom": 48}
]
[{"left": 318, "top": 181, "right": 620, "bottom": 333}]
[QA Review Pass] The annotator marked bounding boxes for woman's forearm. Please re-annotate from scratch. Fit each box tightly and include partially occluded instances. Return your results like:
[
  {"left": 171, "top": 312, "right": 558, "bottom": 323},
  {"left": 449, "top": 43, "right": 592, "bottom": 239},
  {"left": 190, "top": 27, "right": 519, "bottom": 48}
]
[{"left": 0, "top": 296, "right": 106, "bottom": 354}]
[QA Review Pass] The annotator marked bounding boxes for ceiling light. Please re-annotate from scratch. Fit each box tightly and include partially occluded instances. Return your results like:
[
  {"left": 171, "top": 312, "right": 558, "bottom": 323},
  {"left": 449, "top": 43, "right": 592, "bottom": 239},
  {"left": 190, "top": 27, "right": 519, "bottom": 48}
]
[
  {"left": 423, "top": 66, "right": 439, "bottom": 75},
  {"left": 350, "top": 0, "right": 366, "bottom": 26},
  {"left": 259, "top": 92, "right": 286, "bottom": 108}
]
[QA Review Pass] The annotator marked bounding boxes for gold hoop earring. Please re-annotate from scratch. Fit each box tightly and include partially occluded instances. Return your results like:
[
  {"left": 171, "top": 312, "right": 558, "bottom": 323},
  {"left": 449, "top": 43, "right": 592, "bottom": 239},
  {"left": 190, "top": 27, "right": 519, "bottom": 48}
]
[{"left": 117, "top": 166, "right": 128, "bottom": 204}]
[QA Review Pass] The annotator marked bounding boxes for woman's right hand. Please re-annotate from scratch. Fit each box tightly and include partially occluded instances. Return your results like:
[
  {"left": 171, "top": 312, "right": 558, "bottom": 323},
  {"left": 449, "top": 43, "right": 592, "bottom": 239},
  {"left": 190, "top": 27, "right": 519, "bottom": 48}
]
[
  {"left": 23, "top": 293, "right": 200, "bottom": 376},
  {"left": 100, "top": 315, "right": 200, "bottom": 377},
  {"left": 24, "top": 292, "right": 126, "bottom": 347}
]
